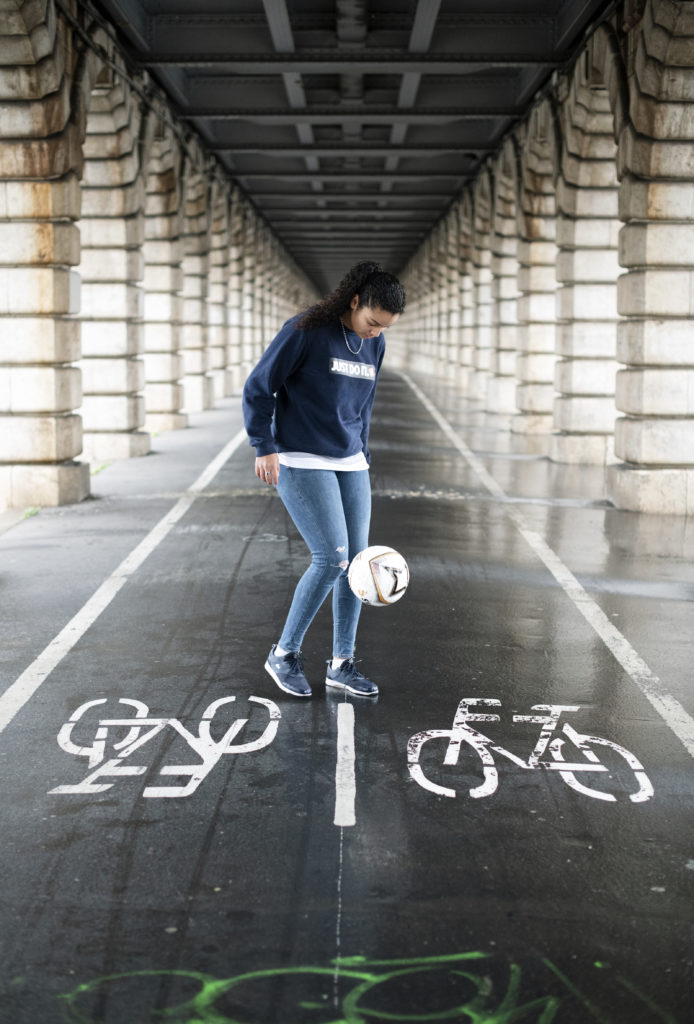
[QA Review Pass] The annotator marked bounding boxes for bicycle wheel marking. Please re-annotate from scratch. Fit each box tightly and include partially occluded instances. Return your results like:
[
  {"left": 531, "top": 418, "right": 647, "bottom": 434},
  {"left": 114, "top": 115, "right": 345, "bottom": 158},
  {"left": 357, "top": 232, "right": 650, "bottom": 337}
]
[
  {"left": 407, "top": 699, "right": 654, "bottom": 803},
  {"left": 48, "top": 696, "right": 281, "bottom": 799},
  {"left": 400, "top": 371, "right": 694, "bottom": 761}
]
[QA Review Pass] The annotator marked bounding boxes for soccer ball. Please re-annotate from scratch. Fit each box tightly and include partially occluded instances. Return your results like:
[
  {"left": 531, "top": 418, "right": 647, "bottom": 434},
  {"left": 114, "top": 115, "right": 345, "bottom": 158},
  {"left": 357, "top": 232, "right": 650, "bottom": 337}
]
[{"left": 348, "top": 545, "right": 409, "bottom": 606}]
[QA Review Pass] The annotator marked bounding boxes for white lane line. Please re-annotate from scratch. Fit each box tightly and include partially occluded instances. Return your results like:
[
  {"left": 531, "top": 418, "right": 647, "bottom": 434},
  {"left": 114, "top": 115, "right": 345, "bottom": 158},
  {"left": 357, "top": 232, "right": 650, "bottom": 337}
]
[
  {"left": 0, "top": 427, "right": 248, "bottom": 735},
  {"left": 401, "top": 371, "right": 694, "bottom": 760},
  {"left": 334, "top": 702, "right": 356, "bottom": 826}
]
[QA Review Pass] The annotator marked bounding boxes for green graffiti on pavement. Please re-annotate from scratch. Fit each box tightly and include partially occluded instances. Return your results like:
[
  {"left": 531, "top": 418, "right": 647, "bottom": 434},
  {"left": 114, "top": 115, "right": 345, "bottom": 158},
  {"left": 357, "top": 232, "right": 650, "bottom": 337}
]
[{"left": 58, "top": 952, "right": 675, "bottom": 1024}]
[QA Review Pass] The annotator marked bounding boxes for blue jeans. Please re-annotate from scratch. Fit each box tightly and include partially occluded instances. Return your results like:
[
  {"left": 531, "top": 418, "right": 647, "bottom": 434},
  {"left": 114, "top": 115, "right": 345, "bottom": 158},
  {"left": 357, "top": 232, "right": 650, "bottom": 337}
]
[{"left": 276, "top": 467, "right": 371, "bottom": 658}]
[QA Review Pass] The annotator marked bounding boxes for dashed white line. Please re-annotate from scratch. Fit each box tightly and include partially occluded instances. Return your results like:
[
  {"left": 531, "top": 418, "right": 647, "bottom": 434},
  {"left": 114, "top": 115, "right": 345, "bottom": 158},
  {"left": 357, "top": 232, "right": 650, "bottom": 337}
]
[
  {"left": 334, "top": 702, "right": 356, "bottom": 826},
  {"left": 401, "top": 370, "right": 694, "bottom": 760}
]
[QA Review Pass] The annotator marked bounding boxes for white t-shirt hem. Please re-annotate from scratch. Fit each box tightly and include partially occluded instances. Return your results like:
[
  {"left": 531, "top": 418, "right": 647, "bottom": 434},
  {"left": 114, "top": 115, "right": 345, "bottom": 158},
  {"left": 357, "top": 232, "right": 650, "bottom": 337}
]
[{"left": 278, "top": 451, "right": 369, "bottom": 471}]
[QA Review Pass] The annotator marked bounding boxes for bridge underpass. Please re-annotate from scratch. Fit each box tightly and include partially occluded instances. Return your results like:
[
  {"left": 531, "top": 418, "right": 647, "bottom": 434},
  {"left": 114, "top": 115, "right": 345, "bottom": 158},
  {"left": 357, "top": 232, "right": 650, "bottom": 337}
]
[{"left": 1, "top": 2, "right": 694, "bottom": 1022}]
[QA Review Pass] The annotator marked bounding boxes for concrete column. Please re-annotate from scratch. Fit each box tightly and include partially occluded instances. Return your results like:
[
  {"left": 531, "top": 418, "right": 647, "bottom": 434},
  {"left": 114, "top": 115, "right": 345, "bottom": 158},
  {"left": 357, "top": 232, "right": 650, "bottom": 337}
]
[
  {"left": 241, "top": 208, "right": 257, "bottom": 375},
  {"left": 470, "top": 172, "right": 494, "bottom": 400},
  {"left": 0, "top": 7, "right": 89, "bottom": 508},
  {"left": 434, "top": 220, "right": 449, "bottom": 369},
  {"left": 417, "top": 236, "right": 435, "bottom": 369},
  {"left": 181, "top": 161, "right": 214, "bottom": 412},
  {"left": 268, "top": 237, "right": 282, "bottom": 334},
  {"left": 445, "top": 204, "right": 462, "bottom": 374},
  {"left": 227, "top": 189, "right": 244, "bottom": 392},
  {"left": 391, "top": 253, "right": 417, "bottom": 370},
  {"left": 254, "top": 224, "right": 268, "bottom": 359},
  {"left": 79, "top": 73, "right": 150, "bottom": 461},
  {"left": 142, "top": 131, "right": 187, "bottom": 433},
  {"left": 607, "top": 0, "right": 694, "bottom": 513},
  {"left": 488, "top": 145, "right": 520, "bottom": 414},
  {"left": 552, "top": 57, "right": 621, "bottom": 465},
  {"left": 457, "top": 195, "right": 475, "bottom": 391},
  {"left": 515, "top": 103, "right": 559, "bottom": 436},
  {"left": 208, "top": 177, "right": 230, "bottom": 400}
]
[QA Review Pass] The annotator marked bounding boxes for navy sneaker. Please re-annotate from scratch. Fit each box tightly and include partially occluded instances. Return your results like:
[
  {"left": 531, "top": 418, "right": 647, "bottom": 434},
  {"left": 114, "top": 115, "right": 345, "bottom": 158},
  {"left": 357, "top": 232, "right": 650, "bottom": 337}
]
[
  {"left": 325, "top": 658, "right": 379, "bottom": 697},
  {"left": 265, "top": 645, "right": 312, "bottom": 698}
]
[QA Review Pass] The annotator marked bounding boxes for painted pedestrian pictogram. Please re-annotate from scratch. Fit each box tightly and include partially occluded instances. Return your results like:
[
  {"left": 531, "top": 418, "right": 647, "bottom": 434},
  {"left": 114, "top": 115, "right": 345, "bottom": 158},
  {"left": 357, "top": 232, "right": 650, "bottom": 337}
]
[
  {"left": 49, "top": 696, "right": 280, "bottom": 798},
  {"left": 407, "top": 699, "right": 654, "bottom": 803}
]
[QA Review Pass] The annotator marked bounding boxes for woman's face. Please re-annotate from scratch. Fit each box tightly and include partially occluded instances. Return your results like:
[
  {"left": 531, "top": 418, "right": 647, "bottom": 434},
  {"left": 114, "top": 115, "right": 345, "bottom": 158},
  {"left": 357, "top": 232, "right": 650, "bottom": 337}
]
[{"left": 346, "top": 296, "right": 400, "bottom": 338}]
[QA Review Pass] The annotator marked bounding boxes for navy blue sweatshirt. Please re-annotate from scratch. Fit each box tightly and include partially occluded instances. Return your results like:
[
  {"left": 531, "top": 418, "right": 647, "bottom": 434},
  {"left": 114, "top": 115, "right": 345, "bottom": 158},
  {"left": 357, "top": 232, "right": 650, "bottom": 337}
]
[{"left": 243, "top": 316, "right": 386, "bottom": 463}]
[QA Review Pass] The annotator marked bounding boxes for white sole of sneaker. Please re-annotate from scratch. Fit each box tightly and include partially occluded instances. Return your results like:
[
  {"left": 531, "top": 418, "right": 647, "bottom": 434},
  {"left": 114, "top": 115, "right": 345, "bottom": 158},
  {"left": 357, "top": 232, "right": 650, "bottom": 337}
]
[
  {"left": 325, "top": 678, "right": 378, "bottom": 697},
  {"left": 265, "top": 660, "right": 312, "bottom": 698}
]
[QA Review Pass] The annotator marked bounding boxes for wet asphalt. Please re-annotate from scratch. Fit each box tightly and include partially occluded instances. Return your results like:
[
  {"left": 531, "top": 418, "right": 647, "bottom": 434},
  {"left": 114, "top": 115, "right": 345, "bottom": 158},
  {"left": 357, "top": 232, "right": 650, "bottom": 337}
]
[{"left": 0, "top": 369, "right": 692, "bottom": 1024}]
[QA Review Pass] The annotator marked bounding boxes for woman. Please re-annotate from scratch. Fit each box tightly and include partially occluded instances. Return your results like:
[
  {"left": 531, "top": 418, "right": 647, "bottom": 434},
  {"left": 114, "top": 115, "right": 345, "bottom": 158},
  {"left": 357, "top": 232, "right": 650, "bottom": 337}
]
[{"left": 242, "top": 261, "right": 406, "bottom": 699}]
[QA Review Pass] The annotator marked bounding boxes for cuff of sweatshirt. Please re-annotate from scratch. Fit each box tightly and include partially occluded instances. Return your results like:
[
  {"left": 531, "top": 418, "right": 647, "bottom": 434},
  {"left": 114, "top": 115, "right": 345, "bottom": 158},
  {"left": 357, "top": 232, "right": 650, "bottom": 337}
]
[{"left": 255, "top": 443, "right": 278, "bottom": 458}]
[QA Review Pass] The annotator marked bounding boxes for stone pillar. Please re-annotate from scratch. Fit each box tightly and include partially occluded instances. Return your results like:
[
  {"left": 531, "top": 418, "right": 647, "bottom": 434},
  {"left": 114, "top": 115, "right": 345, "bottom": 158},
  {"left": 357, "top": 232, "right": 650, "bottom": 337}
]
[
  {"left": 470, "top": 171, "right": 494, "bottom": 400},
  {"left": 0, "top": 5, "right": 89, "bottom": 508},
  {"left": 438, "top": 221, "right": 454, "bottom": 372},
  {"left": 413, "top": 236, "right": 432, "bottom": 370},
  {"left": 391, "top": 252, "right": 417, "bottom": 369},
  {"left": 208, "top": 176, "right": 230, "bottom": 400},
  {"left": 142, "top": 129, "right": 187, "bottom": 433},
  {"left": 515, "top": 102, "right": 559, "bottom": 436},
  {"left": 488, "top": 143, "right": 520, "bottom": 414},
  {"left": 457, "top": 194, "right": 475, "bottom": 391},
  {"left": 241, "top": 207, "right": 257, "bottom": 376},
  {"left": 445, "top": 203, "right": 462, "bottom": 374},
  {"left": 227, "top": 189, "right": 245, "bottom": 392},
  {"left": 79, "top": 71, "right": 150, "bottom": 460},
  {"left": 254, "top": 223, "right": 268, "bottom": 360},
  {"left": 552, "top": 50, "right": 621, "bottom": 464},
  {"left": 181, "top": 159, "right": 214, "bottom": 412},
  {"left": 608, "top": 0, "right": 694, "bottom": 513},
  {"left": 268, "top": 236, "right": 282, "bottom": 334}
]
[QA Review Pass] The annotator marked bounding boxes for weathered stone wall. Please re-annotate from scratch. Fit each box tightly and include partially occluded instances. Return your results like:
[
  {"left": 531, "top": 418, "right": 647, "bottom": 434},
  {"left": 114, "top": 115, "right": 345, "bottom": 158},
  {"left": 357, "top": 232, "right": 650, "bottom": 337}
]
[
  {"left": 2, "top": 0, "right": 692, "bottom": 514},
  {"left": 394, "top": 0, "right": 694, "bottom": 513},
  {"left": 0, "top": 0, "right": 313, "bottom": 510}
]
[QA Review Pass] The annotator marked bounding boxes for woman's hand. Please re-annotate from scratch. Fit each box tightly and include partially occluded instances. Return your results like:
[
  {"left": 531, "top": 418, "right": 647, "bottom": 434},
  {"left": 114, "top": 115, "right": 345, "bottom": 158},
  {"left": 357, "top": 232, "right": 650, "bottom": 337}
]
[{"left": 256, "top": 454, "right": 280, "bottom": 486}]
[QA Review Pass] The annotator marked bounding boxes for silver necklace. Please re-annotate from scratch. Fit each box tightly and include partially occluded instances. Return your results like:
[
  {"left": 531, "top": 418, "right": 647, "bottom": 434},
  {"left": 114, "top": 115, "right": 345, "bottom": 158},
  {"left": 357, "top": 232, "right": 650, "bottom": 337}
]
[{"left": 341, "top": 319, "right": 364, "bottom": 355}]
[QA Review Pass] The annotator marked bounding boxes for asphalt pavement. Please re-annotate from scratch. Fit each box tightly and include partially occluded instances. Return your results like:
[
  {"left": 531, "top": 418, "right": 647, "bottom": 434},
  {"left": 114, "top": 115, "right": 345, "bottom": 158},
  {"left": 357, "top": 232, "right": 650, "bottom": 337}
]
[{"left": 0, "top": 369, "right": 692, "bottom": 1024}]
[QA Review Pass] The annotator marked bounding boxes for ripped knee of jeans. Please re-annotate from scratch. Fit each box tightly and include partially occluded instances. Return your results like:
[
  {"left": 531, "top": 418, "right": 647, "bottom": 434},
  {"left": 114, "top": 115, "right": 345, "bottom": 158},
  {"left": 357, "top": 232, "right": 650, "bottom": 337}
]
[{"left": 336, "top": 544, "right": 349, "bottom": 571}]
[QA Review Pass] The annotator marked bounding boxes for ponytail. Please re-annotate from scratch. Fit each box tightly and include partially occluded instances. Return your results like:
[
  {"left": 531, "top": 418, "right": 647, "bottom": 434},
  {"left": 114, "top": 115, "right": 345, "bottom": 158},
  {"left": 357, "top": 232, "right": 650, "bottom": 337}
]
[{"left": 297, "top": 260, "right": 406, "bottom": 330}]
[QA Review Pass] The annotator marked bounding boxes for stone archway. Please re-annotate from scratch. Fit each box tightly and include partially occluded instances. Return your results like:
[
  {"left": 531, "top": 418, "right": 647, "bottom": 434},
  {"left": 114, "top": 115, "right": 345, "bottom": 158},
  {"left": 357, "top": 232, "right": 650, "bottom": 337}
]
[
  {"left": 0, "top": 0, "right": 89, "bottom": 507},
  {"left": 552, "top": 26, "right": 624, "bottom": 465},
  {"left": 515, "top": 96, "right": 561, "bottom": 437},
  {"left": 78, "top": 54, "right": 151, "bottom": 460},
  {"left": 609, "top": 0, "right": 694, "bottom": 513},
  {"left": 489, "top": 137, "right": 522, "bottom": 415},
  {"left": 142, "top": 118, "right": 187, "bottom": 433},
  {"left": 470, "top": 167, "right": 494, "bottom": 401}
]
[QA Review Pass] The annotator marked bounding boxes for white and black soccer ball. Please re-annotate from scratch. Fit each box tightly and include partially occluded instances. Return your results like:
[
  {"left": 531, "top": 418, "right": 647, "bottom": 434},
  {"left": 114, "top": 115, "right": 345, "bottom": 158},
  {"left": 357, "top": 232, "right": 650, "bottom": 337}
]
[{"left": 348, "top": 545, "right": 410, "bottom": 607}]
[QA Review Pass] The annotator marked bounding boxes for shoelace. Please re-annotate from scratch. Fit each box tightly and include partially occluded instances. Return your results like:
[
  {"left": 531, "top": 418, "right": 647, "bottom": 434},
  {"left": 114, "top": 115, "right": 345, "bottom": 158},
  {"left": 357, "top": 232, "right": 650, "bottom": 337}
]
[
  {"left": 285, "top": 650, "right": 305, "bottom": 674},
  {"left": 334, "top": 657, "right": 364, "bottom": 679}
]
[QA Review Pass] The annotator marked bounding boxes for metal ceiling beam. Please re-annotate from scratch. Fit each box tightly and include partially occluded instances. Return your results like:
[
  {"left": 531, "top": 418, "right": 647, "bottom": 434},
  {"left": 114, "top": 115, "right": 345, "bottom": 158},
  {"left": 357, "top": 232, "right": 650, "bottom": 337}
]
[
  {"left": 268, "top": 212, "right": 439, "bottom": 221},
  {"left": 384, "top": 0, "right": 442, "bottom": 189},
  {"left": 260, "top": 0, "right": 323, "bottom": 195},
  {"left": 232, "top": 171, "right": 469, "bottom": 180},
  {"left": 253, "top": 195, "right": 451, "bottom": 202},
  {"left": 182, "top": 107, "right": 514, "bottom": 123},
  {"left": 279, "top": 232, "right": 426, "bottom": 239},
  {"left": 142, "top": 53, "right": 560, "bottom": 72},
  {"left": 215, "top": 144, "right": 477, "bottom": 156}
]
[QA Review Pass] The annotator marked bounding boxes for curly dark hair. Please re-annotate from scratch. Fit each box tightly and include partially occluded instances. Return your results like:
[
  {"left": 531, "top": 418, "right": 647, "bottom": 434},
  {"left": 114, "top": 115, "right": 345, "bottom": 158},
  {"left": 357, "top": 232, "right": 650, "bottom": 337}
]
[{"left": 297, "top": 261, "right": 406, "bottom": 330}]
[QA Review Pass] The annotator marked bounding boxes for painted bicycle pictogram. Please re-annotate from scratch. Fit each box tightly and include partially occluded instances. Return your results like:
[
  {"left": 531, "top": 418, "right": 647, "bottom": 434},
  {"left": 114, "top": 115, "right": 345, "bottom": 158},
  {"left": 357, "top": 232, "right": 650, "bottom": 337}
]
[
  {"left": 49, "top": 695, "right": 280, "bottom": 798},
  {"left": 407, "top": 699, "right": 653, "bottom": 803}
]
